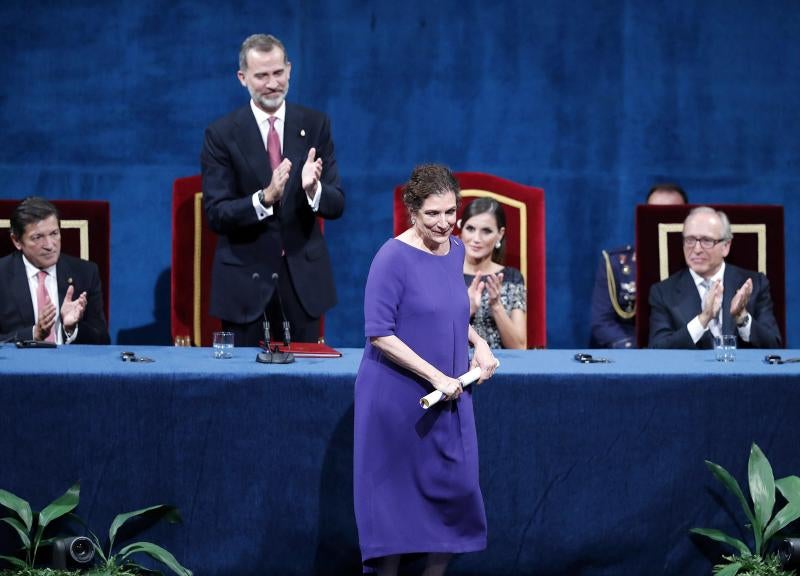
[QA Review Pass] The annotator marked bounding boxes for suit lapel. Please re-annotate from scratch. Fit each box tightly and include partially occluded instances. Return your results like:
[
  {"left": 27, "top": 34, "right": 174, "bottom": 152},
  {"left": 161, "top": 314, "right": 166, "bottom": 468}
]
[
  {"left": 283, "top": 104, "right": 308, "bottom": 198},
  {"left": 234, "top": 106, "right": 270, "bottom": 188},
  {"left": 676, "top": 269, "right": 714, "bottom": 348},
  {"left": 56, "top": 258, "right": 74, "bottom": 307},
  {"left": 722, "top": 265, "right": 740, "bottom": 334},
  {"left": 284, "top": 104, "right": 307, "bottom": 165},
  {"left": 11, "top": 254, "right": 36, "bottom": 327},
  {"left": 676, "top": 270, "right": 702, "bottom": 325}
]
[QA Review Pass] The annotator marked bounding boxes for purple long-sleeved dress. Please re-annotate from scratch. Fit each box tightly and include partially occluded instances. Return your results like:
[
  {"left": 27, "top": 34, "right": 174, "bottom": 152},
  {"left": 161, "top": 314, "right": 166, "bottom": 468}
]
[{"left": 354, "top": 237, "right": 487, "bottom": 569}]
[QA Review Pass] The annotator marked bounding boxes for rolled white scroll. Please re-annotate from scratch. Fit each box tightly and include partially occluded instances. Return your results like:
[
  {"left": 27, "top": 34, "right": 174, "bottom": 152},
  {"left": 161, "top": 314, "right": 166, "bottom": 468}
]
[{"left": 419, "top": 360, "right": 500, "bottom": 409}]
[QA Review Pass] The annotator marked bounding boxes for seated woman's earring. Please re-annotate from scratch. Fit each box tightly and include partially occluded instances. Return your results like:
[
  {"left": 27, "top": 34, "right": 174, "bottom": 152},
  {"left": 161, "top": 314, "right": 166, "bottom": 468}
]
[
  {"left": 495, "top": 241, "right": 502, "bottom": 249},
  {"left": 411, "top": 217, "right": 417, "bottom": 225}
]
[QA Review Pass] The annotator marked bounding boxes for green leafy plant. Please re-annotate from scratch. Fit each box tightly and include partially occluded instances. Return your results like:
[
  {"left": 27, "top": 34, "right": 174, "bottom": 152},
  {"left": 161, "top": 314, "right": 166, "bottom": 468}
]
[
  {"left": 0, "top": 482, "right": 80, "bottom": 569},
  {"left": 712, "top": 553, "right": 790, "bottom": 576},
  {"left": 691, "top": 443, "right": 800, "bottom": 575},
  {"left": 86, "top": 504, "right": 192, "bottom": 576},
  {"left": 0, "top": 484, "right": 191, "bottom": 576},
  {"left": 0, "top": 569, "right": 87, "bottom": 576}
]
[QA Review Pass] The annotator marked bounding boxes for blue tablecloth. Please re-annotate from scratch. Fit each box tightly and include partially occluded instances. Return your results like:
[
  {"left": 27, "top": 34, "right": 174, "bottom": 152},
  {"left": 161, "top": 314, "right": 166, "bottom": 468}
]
[{"left": 2, "top": 345, "right": 799, "bottom": 575}]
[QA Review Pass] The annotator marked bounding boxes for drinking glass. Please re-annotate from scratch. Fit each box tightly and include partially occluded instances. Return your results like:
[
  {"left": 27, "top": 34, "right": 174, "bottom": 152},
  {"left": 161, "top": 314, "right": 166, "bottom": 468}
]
[
  {"left": 213, "top": 331, "right": 234, "bottom": 359},
  {"left": 714, "top": 334, "right": 736, "bottom": 362}
]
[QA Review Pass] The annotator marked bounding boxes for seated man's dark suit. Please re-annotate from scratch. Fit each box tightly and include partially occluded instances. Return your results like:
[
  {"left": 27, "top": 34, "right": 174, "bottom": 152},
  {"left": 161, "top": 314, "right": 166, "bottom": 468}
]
[
  {"left": 201, "top": 102, "right": 344, "bottom": 342},
  {"left": 0, "top": 251, "right": 110, "bottom": 344},
  {"left": 648, "top": 264, "right": 781, "bottom": 349}
]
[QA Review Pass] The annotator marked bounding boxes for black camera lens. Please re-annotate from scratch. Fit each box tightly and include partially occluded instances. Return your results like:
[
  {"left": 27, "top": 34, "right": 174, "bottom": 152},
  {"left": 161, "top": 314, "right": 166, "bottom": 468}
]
[
  {"left": 69, "top": 536, "right": 94, "bottom": 563},
  {"left": 52, "top": 536, "right": 95, "bottom": 568},
  {"left": 778, "top": 538, "right": 800, "bottom": 568}
]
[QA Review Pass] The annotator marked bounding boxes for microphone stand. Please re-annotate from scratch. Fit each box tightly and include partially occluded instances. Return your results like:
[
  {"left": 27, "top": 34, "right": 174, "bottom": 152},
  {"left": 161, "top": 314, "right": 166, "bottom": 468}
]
[{"left": 256, "top": 277, "right": 295, "bottom": 364}]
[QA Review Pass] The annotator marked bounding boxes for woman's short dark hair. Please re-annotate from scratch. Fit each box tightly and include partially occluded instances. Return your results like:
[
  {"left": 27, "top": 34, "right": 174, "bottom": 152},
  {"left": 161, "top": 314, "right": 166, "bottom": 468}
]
[
  {"left": 402, "top": 164, "right": 460, "bottom": 216},
  {"left": 10, "top": 197, "right": 59, "bottom": 239},
  {"left": 459, "top": 197, "right": 508, "bottom": 263}
]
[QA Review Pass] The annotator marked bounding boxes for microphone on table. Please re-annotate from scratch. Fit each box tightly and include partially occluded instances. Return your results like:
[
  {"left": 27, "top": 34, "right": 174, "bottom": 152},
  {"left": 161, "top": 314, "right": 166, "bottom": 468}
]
[
  {"left": 256, "top": 273, "right": 295, "bottom": 364},
  {"left": 272, "top": 272, "right": 292, "bottom": 347}
]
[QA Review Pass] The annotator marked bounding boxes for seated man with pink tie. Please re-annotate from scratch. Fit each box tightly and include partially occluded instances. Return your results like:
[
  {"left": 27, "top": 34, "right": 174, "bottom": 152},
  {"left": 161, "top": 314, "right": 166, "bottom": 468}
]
[{"left": 0, "top": 196, "right": 110, "bottom": 344}]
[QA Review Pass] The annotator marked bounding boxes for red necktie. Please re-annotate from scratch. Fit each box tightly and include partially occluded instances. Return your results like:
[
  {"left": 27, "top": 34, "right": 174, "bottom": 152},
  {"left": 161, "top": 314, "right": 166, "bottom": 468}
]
[
  {"left": 267, "top": 116, "right": 282, "bottom": 171},
  {"left": 36, "top": 270, "right": 56, "bottom": 343}
]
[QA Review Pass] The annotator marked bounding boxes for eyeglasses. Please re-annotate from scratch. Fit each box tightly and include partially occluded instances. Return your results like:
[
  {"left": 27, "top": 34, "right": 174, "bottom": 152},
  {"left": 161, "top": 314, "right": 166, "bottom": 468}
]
[{"left": 683, "top": 236, "right": 727, "bottom": 249}]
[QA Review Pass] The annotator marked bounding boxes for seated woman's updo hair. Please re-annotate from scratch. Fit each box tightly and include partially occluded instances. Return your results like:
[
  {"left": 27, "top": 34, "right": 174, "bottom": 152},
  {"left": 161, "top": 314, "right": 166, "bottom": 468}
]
[
  {"left": 402, "top": 164, "right": 461, "bottom": 217},
  {"left": 459, "top": 197, "right": 508, "bottom": 263}
]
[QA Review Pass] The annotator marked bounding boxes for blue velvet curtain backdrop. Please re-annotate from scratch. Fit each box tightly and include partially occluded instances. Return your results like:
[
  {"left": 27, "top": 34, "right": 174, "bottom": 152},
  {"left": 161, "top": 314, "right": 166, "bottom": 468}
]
[{"left": 0, "top": 0, "right": 798, "bottom": 349}]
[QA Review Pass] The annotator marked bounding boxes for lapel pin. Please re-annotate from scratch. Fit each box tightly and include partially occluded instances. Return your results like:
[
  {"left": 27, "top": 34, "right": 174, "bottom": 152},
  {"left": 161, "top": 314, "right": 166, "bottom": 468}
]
[{"left": 300, "top": 129, "right": 306, "bottom": 137}]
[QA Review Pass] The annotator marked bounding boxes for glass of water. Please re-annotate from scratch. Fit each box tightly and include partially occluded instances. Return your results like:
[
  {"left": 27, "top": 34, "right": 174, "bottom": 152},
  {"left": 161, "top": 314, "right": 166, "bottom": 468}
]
[
  {"left": 714, "top": 334, "right": 736, "bottom": 362},
  {"left": 213, "top": 331, "right": 234, "bottom": 359}
]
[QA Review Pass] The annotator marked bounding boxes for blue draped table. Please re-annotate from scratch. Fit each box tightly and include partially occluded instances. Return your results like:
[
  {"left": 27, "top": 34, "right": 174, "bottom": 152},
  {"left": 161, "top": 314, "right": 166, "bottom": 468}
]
[{"left": 1, "top": 345, "right": 800, "bottom": 575}]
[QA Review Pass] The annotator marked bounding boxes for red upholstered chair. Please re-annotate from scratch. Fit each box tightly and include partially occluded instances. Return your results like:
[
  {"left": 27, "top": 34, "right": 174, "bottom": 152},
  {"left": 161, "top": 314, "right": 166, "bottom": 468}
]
[
  {"left": 171, "top": 176, "right": 326, "bottom": 346},
  {"left": 171, "top": 176, "right": 220, "bottom": 346},
  {"left": 0, "top": 199, "right": 111, "bottom": 322},
  {"left": 393, "top": 172, "right": 546, "bottom": 348},
  {"left": 635, "top": 204, "right": 785, "bottom": 348}
]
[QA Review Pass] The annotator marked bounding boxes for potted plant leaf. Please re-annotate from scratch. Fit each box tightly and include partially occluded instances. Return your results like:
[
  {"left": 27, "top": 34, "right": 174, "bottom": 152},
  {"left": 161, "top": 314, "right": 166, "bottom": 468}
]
[
  {"left": 691, "top": 443, "right": 800, "bottom": 575},
  {"left": 0, "top": 482, "right": 80, "bottom": 570},
  {"left": 1, "top": 482, "right": 191, "bottom": 576},
  {"left": 86, "top": 504, "right": 192, "bottom": 576}
]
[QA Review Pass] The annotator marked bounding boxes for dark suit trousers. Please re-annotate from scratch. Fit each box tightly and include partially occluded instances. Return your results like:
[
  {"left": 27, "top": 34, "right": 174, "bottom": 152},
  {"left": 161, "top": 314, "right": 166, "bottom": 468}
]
[{"left": 222, "top": 258, "right": 320, "bottom": 347}]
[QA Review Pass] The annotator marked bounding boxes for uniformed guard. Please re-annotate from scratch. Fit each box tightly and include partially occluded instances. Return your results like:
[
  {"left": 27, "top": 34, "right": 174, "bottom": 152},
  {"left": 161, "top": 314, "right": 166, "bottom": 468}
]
[
  {"left": 589, "top": 183, "right": 688, "bottom": 348},
  {"left": 590, "top": 245, "right": 637, "bottom": 348}
]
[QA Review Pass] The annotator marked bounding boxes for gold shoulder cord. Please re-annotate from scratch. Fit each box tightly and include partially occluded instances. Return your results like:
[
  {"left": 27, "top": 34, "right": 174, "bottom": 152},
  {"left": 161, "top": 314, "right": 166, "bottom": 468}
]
[{"left": 603, "top": 250, "right": 636, "bottom": 320}]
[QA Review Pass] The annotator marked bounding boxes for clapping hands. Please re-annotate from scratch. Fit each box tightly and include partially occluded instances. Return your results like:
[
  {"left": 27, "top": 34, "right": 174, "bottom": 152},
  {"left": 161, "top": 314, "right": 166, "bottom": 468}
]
[{"left": 467, "top": 271, "right": 504, "bottom": 317}]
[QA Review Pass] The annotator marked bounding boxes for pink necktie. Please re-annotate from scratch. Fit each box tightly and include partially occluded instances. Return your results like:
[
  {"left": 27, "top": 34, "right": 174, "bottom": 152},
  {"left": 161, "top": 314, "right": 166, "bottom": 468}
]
[
  {"left": 36, "top": 270, "right": 56, "bottom": 343},
  {"left": 267, "top": 116, "right": 282, "bottom": 171}
]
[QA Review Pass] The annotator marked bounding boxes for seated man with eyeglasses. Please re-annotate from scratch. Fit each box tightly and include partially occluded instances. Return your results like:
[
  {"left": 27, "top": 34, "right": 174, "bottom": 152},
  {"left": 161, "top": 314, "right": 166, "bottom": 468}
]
[{"left": 648, "top": 206, "right": 781, "bottom": 349}]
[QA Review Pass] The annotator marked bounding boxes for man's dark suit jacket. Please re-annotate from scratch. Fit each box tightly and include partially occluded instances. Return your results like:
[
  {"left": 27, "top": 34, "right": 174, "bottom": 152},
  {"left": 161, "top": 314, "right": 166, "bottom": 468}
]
[
  {"left": 648, "top": 263, "right": 781, "bottom": 349},
  {"left": 0, "top": 251, "right": 110, "bottom": 344},
  {"left": 200, "top": 102, "right": 345, "bottom": 325}
]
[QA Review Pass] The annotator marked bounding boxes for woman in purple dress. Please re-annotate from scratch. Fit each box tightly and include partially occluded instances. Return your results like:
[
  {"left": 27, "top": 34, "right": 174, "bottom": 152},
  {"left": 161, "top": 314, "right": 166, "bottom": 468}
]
[{"left": 354, "top": 164, "right": 497, "bottom": 575}]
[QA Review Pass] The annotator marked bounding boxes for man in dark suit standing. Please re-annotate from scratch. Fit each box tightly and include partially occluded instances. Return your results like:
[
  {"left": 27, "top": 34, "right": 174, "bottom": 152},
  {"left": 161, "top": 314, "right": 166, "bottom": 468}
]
[
  {"left": 201, "top": 34, "right": 344, "bottom": 346},
  {"left": 0, "top": 197, "right": 110, "bottom": 344},
  {"left": 648, "top": 206, "right": 781, "bottom": 349}
]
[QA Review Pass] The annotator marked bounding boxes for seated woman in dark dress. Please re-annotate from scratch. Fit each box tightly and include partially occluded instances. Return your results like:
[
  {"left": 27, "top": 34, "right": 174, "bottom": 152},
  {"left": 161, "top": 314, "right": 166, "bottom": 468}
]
[{"left": 460, "top": 198, "right": 527, "bottom": 349}]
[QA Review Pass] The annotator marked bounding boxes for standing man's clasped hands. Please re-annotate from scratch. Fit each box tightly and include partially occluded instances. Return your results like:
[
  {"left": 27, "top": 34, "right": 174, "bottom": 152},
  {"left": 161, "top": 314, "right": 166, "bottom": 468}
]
[
  {"left": 262, "top": 158, "right": 292, "bottom": 207},
  {"left": 302, "top": 147, "right": 323, "bottom": 201}
]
